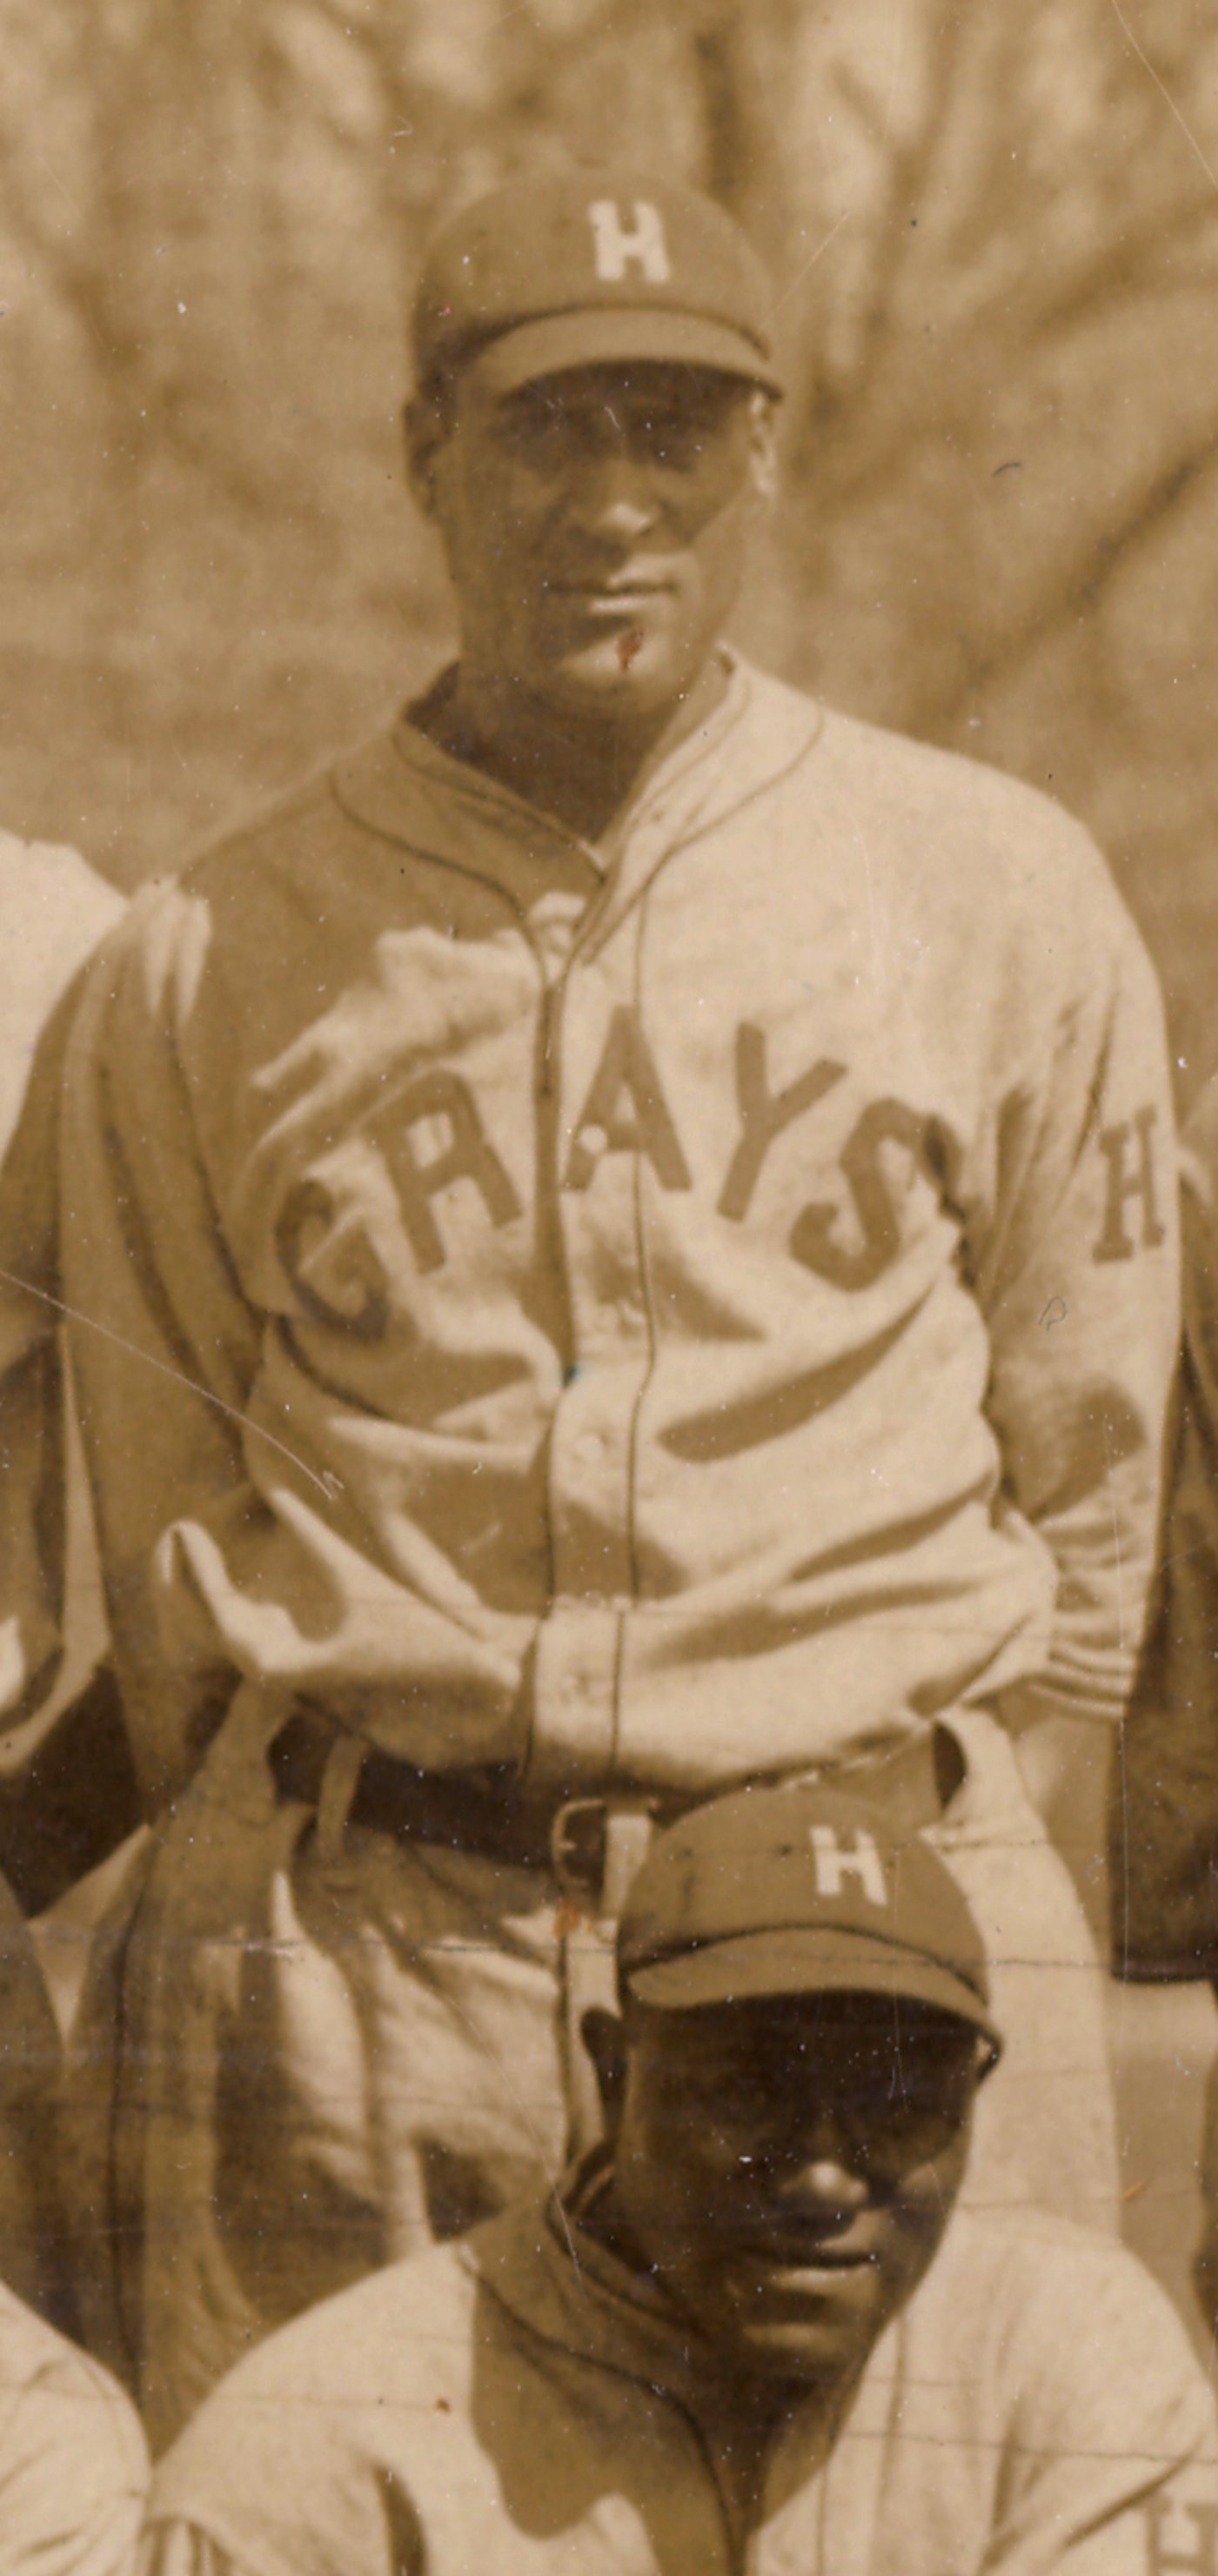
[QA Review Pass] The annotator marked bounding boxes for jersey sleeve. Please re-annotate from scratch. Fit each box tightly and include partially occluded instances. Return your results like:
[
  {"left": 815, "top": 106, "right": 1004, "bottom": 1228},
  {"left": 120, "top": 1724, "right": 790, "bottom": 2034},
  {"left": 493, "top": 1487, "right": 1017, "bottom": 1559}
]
[
  {"left": 971, "top": 854, "right": 1178, "bottom": 1731},
  {"left": 0, "top": 970, "right": 95, "bottom": 1729},
  {"left": 1112, "top": 1071, "right": 1218, "bottom": 1977},
  {"left": 45, "top": 888, "right": 264, "bottom": 1805},
  {"left": 0, "top": 2314, "right": 149, "bottom": 2576}
]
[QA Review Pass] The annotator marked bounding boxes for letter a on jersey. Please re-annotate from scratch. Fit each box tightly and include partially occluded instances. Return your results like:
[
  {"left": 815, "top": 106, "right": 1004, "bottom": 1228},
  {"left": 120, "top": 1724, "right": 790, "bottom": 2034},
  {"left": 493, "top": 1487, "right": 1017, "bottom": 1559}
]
[
  {"left": 565, "top": 1006, "right": 692, "bottom": 1190},
  {"left": 809, "top": 1825, "right": 888, "bottom": 1910},
  {"left": 588, "top": 199, "right": 671, "bottom": 284}
]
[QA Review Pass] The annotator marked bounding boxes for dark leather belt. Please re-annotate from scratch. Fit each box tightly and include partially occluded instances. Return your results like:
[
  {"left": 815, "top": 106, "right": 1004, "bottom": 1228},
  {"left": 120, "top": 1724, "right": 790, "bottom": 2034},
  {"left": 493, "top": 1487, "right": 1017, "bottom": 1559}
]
[
  {"left": 271, "top": 1711, "right": 562, "bottom": 1870},
  {"left": 269, "top": 1710, "right": 963, "bottom": 1895}
]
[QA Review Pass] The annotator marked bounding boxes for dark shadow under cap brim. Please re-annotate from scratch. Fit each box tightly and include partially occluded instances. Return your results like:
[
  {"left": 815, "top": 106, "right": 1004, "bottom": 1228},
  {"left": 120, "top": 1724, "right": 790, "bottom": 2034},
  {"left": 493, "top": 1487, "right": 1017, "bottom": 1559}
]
[
  {"left": 458, "top": 306, "right": 785, "bottom": 397},
  {"left": 626, "top": 1924, "right": 1003, "bottom": 2057}
]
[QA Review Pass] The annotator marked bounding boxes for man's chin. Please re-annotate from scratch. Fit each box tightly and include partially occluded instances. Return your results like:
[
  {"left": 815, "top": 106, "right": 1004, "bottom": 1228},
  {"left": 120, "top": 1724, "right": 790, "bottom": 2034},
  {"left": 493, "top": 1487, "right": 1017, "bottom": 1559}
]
[
  {"left": 726, "top": 2311, "right": 873, "bottom": 2387},
  {"left": 533, "top": 634, "right": 692, "bottom": 721},
  {"left": 694, "top": 2264, "right": 885, "bottom": 2387}
]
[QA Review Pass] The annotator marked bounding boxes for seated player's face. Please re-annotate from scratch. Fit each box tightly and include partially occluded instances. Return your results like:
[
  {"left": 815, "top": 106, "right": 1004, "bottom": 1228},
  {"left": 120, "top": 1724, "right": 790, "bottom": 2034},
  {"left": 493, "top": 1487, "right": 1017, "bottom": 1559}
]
[
  {"left": 609, "top": 1992, "right": 980, "bottom": 2390},
  {"left": 425, "top": 361, "right": 773, "bottom": 728}
]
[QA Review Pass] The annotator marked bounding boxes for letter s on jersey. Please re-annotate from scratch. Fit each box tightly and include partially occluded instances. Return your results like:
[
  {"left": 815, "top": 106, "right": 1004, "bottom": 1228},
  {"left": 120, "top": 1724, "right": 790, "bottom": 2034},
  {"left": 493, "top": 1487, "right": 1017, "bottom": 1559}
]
[{"left": 787, "top": 1100, "right": 960, "bottom": 1291}]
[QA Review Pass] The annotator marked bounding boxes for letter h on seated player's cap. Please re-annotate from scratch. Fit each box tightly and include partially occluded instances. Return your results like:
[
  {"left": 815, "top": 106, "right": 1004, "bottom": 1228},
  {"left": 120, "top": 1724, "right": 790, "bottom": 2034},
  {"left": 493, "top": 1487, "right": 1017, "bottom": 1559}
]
[
  {"left": 616, "top": 1782, "right": 1003, "bottom": 2061},
  {"left": 411, "top": 166, "right": 784, "bottom": 398}
]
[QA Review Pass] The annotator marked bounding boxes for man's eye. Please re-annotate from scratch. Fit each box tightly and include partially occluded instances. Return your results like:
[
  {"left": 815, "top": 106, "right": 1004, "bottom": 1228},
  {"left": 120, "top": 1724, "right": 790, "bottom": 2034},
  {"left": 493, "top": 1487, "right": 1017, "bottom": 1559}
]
[{"left": 645, "top": 418, "right": 704, "bottom": 461}]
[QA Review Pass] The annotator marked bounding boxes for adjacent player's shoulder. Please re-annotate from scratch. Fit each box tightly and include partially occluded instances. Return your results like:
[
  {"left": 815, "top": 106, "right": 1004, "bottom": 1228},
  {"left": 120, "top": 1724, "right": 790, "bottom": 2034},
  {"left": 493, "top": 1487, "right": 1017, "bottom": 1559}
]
[
  {"left": 0, "top": 831, "right": 124, "bottom": 947},
  {"left": 78, "top": 739, "right": 395, "bottom": 1021},
  {"left": 0, "top": 833, "right": 127, "bottom": 1145},
  {"left": 0, "top": 831, "right": 125, "bottom": 1022}
]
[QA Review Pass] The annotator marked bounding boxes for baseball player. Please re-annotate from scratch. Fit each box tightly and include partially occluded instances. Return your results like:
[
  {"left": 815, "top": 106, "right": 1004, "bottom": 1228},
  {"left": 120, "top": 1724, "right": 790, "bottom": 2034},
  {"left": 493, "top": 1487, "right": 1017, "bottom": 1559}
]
[
  {"left": 0, "top": 169, "right": 1178, "bottom": 2444},
  {"left": 141, "top": 1786, "right": 1218, "bottom": 2576}
]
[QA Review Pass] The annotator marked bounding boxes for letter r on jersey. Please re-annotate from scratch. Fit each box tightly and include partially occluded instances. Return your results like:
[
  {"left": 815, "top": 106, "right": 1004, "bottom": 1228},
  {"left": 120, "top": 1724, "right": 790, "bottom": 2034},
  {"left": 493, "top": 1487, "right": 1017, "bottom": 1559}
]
[
  {"left": 809, "top": 1825, "right": 887, "bottom": 1910},
  {"left": 588, "top": 199, "right": 671, "bottom": 283}
]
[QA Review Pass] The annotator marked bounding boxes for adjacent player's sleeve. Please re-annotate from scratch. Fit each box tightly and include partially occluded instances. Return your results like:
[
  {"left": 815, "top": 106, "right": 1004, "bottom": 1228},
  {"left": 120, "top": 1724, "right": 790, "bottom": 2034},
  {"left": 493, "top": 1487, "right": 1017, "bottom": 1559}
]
[
  {"left": 971, "top": 850, "right": 1179, "bottom": 1732},
  {"left": 43, "top": 889, "right": 264, "bottom": 1807},
  {"left": 0, "top": 2298, "right": 149, "bottom": 2576},
  {"left": 0, "top": 839, "right": 126, "bottom": 1732},
  {"left": 0, "top": 972, "right": 92, "bottom": 1729},
  {"left": 1112, "top": 1072, "right": 1218, "bottom": 1978}
]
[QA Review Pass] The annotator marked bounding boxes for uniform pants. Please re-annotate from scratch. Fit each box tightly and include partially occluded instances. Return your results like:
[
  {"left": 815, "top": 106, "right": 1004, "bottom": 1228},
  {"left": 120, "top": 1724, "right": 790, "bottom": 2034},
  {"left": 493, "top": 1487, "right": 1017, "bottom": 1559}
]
[{"left": 59, "top": 1690, "right": 1117, "bottom": 2456}]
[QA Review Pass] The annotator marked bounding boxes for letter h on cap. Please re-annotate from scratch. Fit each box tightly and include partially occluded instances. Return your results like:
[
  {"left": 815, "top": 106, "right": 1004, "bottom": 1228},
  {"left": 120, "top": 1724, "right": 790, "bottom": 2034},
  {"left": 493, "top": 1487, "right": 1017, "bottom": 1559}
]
[
  {"left": 809, "top": 1824, "right": 888, "bottom": 1910},
  {"left": 588, "top": 199, "right": 672, "bottom": 284}
]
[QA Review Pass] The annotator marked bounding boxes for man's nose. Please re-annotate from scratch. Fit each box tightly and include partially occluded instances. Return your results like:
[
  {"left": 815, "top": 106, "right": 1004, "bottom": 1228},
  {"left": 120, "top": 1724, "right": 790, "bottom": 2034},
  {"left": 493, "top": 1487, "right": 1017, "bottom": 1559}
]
[
  {"left": 573, "top": 453, "right": 658, "bottom": 540},
  {"left": 768, "top": 2117, "right": 871, "bottom": 2211}
]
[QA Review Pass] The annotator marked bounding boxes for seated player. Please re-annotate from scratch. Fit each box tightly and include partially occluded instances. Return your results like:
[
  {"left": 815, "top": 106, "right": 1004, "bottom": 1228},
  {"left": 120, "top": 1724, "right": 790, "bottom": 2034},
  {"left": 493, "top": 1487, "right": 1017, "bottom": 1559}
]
[{"left": 143, "top": 1784, "right": 1215, "bottom": 2576}]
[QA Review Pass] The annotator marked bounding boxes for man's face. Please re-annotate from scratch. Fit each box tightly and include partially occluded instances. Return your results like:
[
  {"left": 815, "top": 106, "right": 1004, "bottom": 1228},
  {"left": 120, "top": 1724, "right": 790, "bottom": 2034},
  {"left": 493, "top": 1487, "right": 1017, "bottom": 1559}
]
[
  {"left": 606, "top": 1993, "right": 980, "bottom": 2391},
  {"left": 413, "top": 361, "right": 774, "bottom": 727}
]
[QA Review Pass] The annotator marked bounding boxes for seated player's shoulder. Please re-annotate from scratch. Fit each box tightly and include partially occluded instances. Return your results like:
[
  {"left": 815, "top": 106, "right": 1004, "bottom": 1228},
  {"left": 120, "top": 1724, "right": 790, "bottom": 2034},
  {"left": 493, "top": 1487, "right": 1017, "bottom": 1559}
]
[
  {"left": 926, "top": 2205, "right": 1215, "bottom": 2452},
  {"left": 148, "top": 2227, "right": 499, "bottom": 2555}
]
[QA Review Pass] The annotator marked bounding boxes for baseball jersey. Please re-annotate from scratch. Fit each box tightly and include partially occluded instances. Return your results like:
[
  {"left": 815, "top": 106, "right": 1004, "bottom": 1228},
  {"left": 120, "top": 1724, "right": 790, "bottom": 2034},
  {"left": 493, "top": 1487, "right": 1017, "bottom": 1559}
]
[
  {"left": 1114, "top": 1068, "right": 1218, "bottom": 1977},
  {"left": 0, "top": 659, "right": 1176, "bottom": 1803},
  {"left": 142, "top": 2191, "right": 1217, "bottom": 2576},
  {"left": 0, "top": 2274, "right": 147, "bottom": 2574}
]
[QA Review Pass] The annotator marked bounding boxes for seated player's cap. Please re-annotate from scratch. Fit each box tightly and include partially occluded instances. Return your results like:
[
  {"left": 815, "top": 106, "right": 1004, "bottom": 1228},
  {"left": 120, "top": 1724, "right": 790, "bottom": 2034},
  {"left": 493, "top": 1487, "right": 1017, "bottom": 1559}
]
[
  {"left": 617, "top": 1781, "right": 1001, "bottom": 2057},
  {"left": 412, "top": 167, "right": 783, "bottom": 398}
]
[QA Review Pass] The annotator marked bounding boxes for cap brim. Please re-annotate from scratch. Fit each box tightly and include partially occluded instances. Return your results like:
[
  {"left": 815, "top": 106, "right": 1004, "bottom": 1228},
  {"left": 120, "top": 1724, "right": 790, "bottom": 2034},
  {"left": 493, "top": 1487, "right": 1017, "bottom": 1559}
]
[
  {"left": 626, "top": 1927, "right": 1001, "bottom": 2051},
  {"left": 465, "top": 306, "right": 784, "bottom": 396}
]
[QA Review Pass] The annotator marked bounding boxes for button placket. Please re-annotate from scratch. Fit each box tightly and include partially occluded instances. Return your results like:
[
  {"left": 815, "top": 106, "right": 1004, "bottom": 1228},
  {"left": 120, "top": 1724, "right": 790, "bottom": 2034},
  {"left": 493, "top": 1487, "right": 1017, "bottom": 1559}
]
[{"left": 538, "top": 930, "right": 654, "bottom": 1777}]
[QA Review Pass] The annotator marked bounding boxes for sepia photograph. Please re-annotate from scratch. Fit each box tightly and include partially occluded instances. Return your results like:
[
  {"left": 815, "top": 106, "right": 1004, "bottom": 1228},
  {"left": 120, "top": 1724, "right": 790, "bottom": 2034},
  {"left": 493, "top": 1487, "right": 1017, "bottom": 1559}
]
[{"left": 0, "top": 3, "right": 1216, "bottom": 2566}]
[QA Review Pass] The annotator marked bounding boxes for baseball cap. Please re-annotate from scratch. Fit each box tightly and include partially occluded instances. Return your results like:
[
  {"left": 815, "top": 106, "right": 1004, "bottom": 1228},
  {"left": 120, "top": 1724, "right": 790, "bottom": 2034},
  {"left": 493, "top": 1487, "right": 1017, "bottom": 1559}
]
[
  {"left": 617, "top": 1782, "right": 1002, "bottom": 2057},
  {"left": 412, "top": 167, "right": 783, "bottom": 398}
]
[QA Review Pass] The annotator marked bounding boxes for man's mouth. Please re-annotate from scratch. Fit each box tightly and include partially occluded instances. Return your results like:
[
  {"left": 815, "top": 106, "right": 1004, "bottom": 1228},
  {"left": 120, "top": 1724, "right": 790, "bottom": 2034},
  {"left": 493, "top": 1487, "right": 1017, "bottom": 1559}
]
[
  {"left": 548, "top": 573, "right": 673, "bottom": 603},
  {"left": 724, "top": 2237, "right": 877, "bottom": 2288}
]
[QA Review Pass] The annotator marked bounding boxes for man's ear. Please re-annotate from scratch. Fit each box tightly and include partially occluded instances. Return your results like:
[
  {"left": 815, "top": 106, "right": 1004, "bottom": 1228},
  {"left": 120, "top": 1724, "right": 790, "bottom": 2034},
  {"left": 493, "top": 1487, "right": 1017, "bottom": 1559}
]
[
  {"left": 580, "top": 2005, "right": 628, "bottom": 2141},
  {"left": 404, "top": 392, "right": 448, "bottom": 523},
  {"left": 974, "top": 2034, "right": 1002, "bottom": 2089},
  {"left": 746, "top": 391, "right": 779, "bottom": 508}
]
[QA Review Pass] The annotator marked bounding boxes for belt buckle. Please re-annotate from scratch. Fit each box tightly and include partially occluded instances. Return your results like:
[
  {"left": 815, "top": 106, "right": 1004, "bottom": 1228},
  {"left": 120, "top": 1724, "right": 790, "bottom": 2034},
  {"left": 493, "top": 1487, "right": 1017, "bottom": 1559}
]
[
  {"left": 552, "top": 1796, "right": 660, "bottom": 1920},
  {"left": 551, "top": 1799, "right": 608, "bottom": 1906}
]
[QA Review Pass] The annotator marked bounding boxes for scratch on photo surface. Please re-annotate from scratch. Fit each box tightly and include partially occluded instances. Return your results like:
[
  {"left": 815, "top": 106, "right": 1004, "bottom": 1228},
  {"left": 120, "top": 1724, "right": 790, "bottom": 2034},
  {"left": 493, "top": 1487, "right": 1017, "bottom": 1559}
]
[
  {"left": 0, "top": 1262, "right": 344, "bottom": 1502},
  {"left": 1108, "top": 0, "right": 1218, "bottom": 193}
]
